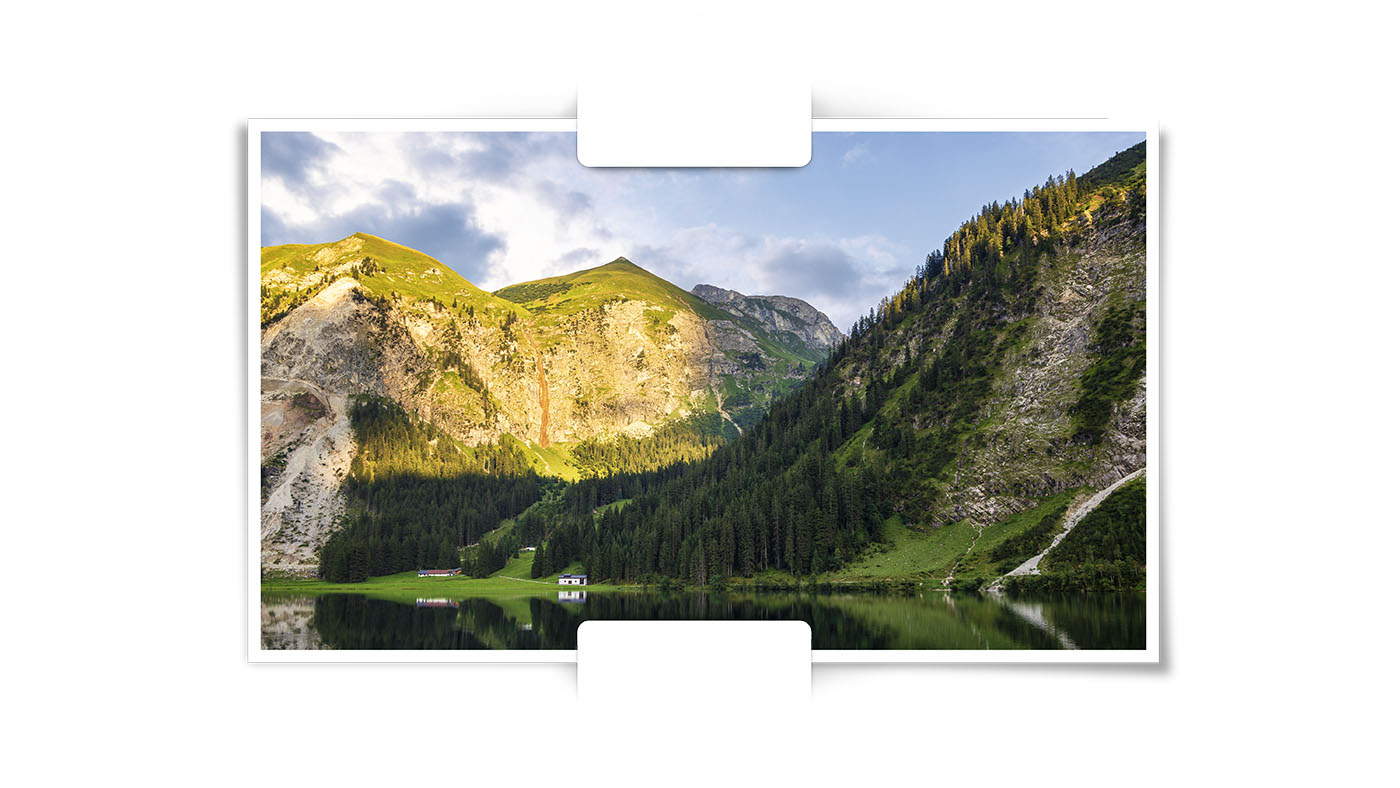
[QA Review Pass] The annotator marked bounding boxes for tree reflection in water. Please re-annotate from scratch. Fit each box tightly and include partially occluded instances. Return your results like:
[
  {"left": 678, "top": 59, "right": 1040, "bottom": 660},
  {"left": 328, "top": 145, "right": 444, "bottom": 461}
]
[{"left": 266, "top": 590, "right": 1145, "bottom": 651}]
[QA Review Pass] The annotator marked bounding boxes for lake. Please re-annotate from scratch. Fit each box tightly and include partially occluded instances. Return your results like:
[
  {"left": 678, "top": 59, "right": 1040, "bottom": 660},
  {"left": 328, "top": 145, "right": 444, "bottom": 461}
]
[{"left": 260, "top": 589, "right": 1145, "bottom": 651}]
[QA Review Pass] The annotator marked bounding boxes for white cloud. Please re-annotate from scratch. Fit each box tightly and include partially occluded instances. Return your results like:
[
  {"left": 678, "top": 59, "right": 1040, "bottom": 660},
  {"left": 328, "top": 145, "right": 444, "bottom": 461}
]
[
  {"left": 261, "top": 131, "right": 911, "bottom": 330},
  {"left": 615, "top": 226, "right": 907, "bottom": 332},
  {"left": 841, "top": 142, "right": 872, "bottom": 167}
]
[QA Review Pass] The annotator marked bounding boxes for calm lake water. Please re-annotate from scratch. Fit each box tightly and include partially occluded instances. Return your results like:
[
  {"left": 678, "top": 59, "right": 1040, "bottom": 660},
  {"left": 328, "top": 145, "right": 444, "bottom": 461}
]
[{"left": 261, "top": 590, "right": 1145, "bottom": 651}]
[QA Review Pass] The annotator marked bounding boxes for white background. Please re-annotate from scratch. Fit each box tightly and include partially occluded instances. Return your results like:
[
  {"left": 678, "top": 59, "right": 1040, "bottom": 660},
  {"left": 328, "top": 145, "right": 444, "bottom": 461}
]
[{"left": 3, "top": 1, "right": 1394, "bottom": 786}]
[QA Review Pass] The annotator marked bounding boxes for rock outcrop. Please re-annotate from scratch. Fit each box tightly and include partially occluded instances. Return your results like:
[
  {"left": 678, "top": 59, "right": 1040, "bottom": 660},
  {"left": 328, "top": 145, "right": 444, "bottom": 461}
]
[
  {"left": 691, "top": 284, "right": 845, "bottom": 350},
  {"left": 259, "top": 377, "right": 355, "bottom": 576},
  {"left": 834, "top": 206, "right": 1148, "bottom": 531}
]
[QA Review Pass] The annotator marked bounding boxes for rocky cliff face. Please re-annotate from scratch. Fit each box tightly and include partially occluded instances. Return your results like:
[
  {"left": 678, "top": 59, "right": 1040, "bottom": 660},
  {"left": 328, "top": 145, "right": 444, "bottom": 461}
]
[
  {"left": 834, "top": 204, "right": 1147, "bottom": 531},
  {"left": 943, "top": 218, "right": 1145, "bottom": 527},
  {"left": 261, "top": 278, "right": 430, "bottom": 405},
  {"left": 691, "top": 284, "right": 845, "bottom": 350},
  {"left": 259, "top": 377, "right": 355, "bottom": 576},
  {"left": 530, "top": 286, "right": 839, "bottom": 442},
  {"left": 530, "top": 296, "right": 716, "bottom": 443}
]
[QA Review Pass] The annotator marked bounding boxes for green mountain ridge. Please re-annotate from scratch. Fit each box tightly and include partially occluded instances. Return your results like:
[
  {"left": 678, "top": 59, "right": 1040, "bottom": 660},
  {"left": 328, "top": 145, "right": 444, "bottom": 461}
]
[
  {"left": 260, "top": 232, "right": 524, "bottom": 326},
  {"left": 495, "top": 257, "right": 726, "bottom": 320}
]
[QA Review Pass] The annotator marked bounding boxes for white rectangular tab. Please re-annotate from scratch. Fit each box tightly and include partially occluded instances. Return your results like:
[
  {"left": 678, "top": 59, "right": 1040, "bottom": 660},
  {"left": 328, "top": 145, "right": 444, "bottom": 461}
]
[
  {"left": 577, "top": 72, "right": 810, "bottom": 167},
  {"left": 577, "top": 621, "right": 810, "bottom": 703}
]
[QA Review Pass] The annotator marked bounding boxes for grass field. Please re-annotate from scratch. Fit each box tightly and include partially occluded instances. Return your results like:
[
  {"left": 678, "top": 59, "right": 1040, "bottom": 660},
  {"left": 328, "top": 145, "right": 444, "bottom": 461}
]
[
  {"left": 261, "top": 569, "right": 629, "bottom": 603},
  {"left": 493, "top": 552, "right": 537, "bottom": 579},
  {"left": 952, "top": 488, "right": 1083, "bottom": 579},
  {"left": 596, "top": 498, "right": 633, "bottom": 515},
  {"left": 524, "top": 440, "right": 581, "bottom": 481},
  {"left": 747, "top": 488, "right": 1086, "bottom": 586},
  {"left": 825, "top": 516, "right": 978, "bottom": 581}
]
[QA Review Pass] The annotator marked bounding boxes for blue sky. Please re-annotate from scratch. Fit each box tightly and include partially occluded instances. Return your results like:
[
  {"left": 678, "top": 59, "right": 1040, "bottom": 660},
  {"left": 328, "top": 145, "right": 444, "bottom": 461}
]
[{"left": 262, "top": 130, "right": 1145, "bottom": 330}]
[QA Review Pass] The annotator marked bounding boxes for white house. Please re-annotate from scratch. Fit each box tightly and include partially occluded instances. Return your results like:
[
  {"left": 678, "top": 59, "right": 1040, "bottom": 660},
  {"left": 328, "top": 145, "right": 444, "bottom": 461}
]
[
  {"left": 417, "top": 567, "right": 462, "bottom": 577},
  {"left": 557, "top": 574, "right": 587, "bottom": 586}
]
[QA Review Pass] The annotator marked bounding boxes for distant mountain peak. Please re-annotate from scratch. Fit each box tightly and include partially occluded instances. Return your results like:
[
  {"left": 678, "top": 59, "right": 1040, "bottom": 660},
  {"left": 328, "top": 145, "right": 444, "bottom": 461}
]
[
  {"left": 691, "top": 284, "right": 845, "bottom": 349},
  {"left": 690, "top": 283, "right": 741, "bottom": 301}
]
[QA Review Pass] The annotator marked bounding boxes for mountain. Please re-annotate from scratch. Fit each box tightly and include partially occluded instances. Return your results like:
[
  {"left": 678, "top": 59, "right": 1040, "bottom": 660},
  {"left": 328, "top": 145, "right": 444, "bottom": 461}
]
[
  {"left": 259, "top": 237, "right": 839, "bottom": 574},
  {"left": 525, "top": 143, "right": 1149, "bottom": 588},
  {"left": 690, "top": 284, "right": 845, "bottom": 352},
  {"left": 490, "top": 258, "right": 841, "bottom": 442}
]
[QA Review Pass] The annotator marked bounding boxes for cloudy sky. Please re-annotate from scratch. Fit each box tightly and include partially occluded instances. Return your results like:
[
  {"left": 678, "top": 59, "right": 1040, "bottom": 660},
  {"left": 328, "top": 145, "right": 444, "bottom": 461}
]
[{"left": 261, "top": 130, "right": 1145, "bottom": 331}]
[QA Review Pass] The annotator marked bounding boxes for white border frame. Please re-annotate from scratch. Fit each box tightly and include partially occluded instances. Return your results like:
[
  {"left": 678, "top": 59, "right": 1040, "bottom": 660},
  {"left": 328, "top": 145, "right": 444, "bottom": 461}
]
[{"left": 248, "top": 118, "right": 1158, "bottom": 663}]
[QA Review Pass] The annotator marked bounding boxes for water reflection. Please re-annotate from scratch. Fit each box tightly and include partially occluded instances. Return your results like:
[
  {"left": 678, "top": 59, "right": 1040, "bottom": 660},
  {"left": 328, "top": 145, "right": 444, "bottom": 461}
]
[
  {"left": 996, "top": 595, "right": 1079, "bottom": 649},
  {"left": 262, "top": 590, "right": 1145, "bottom": 651},
  {"left": 260, "top": 597, "right": 325, "bottom": 650}
]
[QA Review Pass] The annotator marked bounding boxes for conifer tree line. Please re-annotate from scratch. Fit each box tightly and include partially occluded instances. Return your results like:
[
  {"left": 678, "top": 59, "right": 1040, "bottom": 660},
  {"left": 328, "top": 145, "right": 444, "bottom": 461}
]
[
  {"left": 570, "top": 416, "right": 726, "bottom": 477},
  {"left": 529, "top": 396, "right": 890, "bottom": 583},
  {"left": 318, "top": 396, "right": 543, "bottom": 582},
  {"left": 842, "top": 140, "right": 1146, "bottom": 342}
]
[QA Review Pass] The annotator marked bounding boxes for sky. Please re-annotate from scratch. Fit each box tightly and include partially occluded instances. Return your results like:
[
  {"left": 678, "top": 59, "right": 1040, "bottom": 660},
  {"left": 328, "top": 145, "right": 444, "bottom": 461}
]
[{"left": 261, "top": 130, "right": 1146, "bottom": 331}]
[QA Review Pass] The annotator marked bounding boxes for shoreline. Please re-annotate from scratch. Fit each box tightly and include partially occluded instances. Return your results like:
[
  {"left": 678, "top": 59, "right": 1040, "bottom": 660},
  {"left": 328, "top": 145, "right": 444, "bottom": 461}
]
[{"left": 260, "top": 572, "right": 1146, "bottom": 600}]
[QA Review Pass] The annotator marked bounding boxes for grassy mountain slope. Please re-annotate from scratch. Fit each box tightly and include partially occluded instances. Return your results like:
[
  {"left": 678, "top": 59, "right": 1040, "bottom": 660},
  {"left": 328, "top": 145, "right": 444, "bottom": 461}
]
[
  {"left": 496, "top": 258, "right": 730, "bottom": 324},
  {"left": 260, "top": 232, "right": 525, "bottom": 326},
  {"left": 1079, "top": 141, "right": 1147, "bottom": 191}
]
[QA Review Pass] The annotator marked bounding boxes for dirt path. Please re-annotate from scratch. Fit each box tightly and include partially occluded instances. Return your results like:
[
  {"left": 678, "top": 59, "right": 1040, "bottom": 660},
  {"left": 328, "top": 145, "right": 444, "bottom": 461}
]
[
  {"left": 991, "top": 467, "right": 1147, "bottom": 587},
  {"left": 944, "top": 523, "right": 986, "bottom": 586},
  {"left": 496, "top": 576, "right": 557, "bottom": 586}
]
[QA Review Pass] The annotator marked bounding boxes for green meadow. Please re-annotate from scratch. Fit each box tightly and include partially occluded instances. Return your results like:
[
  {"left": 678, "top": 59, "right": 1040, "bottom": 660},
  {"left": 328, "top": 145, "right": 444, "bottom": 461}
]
[{"left": 262, "top": 569, "right": 632, "bottom": 604}]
